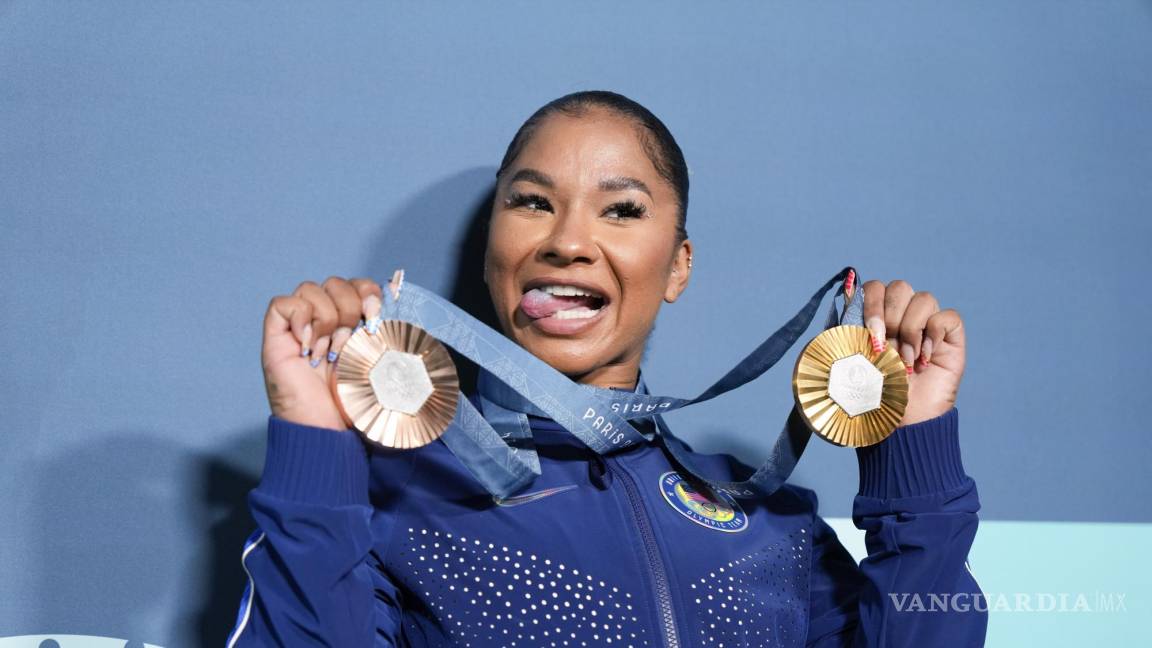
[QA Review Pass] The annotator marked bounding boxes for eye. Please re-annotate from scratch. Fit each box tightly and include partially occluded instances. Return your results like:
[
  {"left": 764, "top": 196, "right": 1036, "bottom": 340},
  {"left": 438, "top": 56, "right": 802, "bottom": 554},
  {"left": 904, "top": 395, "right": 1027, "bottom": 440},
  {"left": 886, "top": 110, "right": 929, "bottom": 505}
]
[
  {"left": 504, "top": 191, "right": 553, "bottom": 213},
  {"left": 603, "top": 200, "right": 647, "bottom": 220}
]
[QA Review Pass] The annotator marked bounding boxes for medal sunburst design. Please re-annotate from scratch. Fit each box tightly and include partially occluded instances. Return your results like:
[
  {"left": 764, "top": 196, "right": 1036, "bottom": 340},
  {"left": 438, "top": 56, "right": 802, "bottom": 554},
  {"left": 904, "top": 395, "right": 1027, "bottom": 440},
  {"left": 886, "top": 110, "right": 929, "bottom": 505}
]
[
  {"left": 792, "top": 325, "right": 908, "bottom": 447},
  {"left": 333, "top": 320, "right": 459, "bottom": 448}
]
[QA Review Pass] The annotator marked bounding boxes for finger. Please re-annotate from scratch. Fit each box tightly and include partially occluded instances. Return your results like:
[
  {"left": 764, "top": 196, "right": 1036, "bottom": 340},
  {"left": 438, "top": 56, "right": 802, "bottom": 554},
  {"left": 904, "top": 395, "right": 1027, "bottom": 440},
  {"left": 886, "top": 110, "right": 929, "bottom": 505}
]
[
  {"left": 265, "top": 294, "right": 315, "bottom": 356},
  {"left": 898, "top": 291, "right": 940, "bottom": 368},
  {"left": 882, "top": 280, "right": 914, "bottom": 346},
  {"left": 349, "top": 277, "right": 384, "bottom": 333},
  {"left": 310, "top": 335, "right": 331, "bottom": 369},
  {"left": 293, "top": 281, "right": 340, "bottom": 340},
  {"left": 329, "top": 325, "right": 353, "bottom": 360},
  {"left": 861, "top": 280, "right": 887, "bottom": 353},
  {"left": 924, "top": 309, "right": 964, "bottom": 362},
  {"left": 322, "top": 276, "right": 364, "bottom": 330},
  {"left": 349, "top": 277, "right": 384, "bottom": 302}
]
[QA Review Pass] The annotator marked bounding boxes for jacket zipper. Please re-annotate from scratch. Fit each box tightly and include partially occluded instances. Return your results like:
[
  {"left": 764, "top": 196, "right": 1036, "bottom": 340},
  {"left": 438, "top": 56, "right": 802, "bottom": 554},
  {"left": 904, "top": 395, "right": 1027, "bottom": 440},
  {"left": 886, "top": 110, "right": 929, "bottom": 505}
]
[{"left": 605, "top": 456, "right": 681, "bottom": 648}]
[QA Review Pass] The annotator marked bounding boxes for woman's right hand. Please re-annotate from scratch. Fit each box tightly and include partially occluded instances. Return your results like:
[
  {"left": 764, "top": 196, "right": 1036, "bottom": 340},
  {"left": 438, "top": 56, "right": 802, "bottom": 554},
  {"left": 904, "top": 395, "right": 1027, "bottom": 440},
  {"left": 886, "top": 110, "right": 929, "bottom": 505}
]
[{"left": 262, "top": 276, "right": 391, "bottom": 430}]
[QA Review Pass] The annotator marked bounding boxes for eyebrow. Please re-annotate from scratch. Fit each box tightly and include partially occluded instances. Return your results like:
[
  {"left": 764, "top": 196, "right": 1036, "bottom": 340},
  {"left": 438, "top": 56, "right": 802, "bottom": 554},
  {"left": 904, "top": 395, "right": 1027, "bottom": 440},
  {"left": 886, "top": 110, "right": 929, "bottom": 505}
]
[
  {"left": 598, "top": 175, "right": 652, "bottom": 198},
  {"left": 507, "top": 168, "right": 653, "bottom": 199},
  {"left": 508, "top": 168, "right": 554, "bottom": 189}
]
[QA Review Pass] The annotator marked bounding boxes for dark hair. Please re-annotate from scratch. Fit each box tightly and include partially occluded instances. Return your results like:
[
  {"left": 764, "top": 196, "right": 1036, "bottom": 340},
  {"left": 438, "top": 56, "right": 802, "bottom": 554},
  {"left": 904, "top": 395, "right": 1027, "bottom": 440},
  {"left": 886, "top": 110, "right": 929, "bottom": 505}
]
[{"left": 495, "top": 90, "right": 689, "bottom": 244}]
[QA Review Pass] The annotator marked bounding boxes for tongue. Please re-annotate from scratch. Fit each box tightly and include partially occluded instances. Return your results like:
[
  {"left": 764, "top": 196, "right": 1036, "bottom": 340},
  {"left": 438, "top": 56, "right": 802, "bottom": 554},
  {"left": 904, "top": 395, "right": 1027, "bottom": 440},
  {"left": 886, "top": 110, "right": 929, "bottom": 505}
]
[{"left": 520, "top": 288, "right": 600, "bottom": 319}]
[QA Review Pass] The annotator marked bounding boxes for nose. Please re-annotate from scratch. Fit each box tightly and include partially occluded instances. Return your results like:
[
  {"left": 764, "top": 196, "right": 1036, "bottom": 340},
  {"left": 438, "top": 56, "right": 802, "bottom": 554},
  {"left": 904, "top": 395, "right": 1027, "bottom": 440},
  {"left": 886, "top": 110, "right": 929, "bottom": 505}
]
[{"left": 538, "top": 208, "right": 600, "bottom": 266}]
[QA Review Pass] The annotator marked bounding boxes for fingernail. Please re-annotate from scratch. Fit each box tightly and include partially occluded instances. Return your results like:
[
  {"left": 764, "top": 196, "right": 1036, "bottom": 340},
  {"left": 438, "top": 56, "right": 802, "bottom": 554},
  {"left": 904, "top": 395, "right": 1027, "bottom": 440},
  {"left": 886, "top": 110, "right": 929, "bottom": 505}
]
[
  {"left": 900, "top": 343, "right": 915, "bottom": 368},
  {"left": 364, "top": 294, "right": 382, "bottom": 334},
  {"left": 921, "top": 338, "right": 933, "bottom": 364},
  {"left": 309, "top": 356, "right": 321, "bottom": 368},
  {"left": 364, "top": 294, "right": 382, "bottom": 319},
  {"left": 866, "top": 317, "right": 885, "bottom": 354},
  {"left": 331, "top": 326, "right": 352, "bottom": 351},
  {"left": 327, "top": 327, "right": 352, "bottom": 364},
  {"left": 871, "top": 334, "right": 886, "bottom": 355},
  {"left": 300, "top": 323, "right": 313, "bottom": 357},
  {"left": 906, "top": 364, "right": 914, "bottom": 375},
  {"left": 314, "top": 335, "right": 331, "bottom": 365},
  {"left": 390, "top": 268, "right": 405, "bottom": 300}
]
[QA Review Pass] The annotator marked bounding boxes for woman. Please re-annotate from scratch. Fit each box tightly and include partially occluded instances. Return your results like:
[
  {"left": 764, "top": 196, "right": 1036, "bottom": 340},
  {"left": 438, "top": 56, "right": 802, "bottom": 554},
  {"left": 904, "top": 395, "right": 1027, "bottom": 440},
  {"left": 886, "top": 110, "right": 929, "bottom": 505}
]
[{"left": 229, "top": 91, "right": 986, "bottom": 647}]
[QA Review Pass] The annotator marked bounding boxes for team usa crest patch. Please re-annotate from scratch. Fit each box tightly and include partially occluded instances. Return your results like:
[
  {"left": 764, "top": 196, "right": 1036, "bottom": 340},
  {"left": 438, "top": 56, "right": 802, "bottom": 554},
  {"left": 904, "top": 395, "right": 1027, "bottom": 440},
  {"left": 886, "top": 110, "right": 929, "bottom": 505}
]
[{"left": 658, "top": 471, "right": 748, "bottom": 533}]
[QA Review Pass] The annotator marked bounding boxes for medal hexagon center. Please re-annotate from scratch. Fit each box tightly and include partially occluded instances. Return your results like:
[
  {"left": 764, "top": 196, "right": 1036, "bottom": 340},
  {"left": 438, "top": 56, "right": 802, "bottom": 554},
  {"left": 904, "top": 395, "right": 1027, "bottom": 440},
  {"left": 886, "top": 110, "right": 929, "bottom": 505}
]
[
  {"left": 827, "top": 353, "right": 884, "bottom": 417},
  {"left": 369, "top": 350, "right": 434, "bottom": 415}
]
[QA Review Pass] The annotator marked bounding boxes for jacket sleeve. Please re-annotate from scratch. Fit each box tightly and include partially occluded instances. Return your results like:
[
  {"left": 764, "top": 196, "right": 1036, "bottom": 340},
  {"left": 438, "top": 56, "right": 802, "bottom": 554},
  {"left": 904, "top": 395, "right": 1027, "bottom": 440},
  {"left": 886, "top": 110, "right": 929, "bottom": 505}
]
[
  {"left": 226, "top": 415, "right": 404, "bottom": 647},
  {"left": 806, "top": 407, "right": 988, "bottom": 647}
]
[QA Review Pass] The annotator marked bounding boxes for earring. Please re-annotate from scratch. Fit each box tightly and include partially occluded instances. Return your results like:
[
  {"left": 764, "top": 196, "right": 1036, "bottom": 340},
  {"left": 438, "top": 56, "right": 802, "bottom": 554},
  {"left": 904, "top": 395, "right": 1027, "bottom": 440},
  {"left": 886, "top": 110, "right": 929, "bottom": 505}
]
[{"left": 687, "top": 254, "right": 693, "bottom": 269}]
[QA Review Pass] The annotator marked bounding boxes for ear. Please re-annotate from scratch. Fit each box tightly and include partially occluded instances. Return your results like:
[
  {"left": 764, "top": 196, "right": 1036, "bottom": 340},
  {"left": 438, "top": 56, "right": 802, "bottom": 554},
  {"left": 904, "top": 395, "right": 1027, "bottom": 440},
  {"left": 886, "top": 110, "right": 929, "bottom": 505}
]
[{"left": 664, "top": 239, "right": 692, "bottom": 303}]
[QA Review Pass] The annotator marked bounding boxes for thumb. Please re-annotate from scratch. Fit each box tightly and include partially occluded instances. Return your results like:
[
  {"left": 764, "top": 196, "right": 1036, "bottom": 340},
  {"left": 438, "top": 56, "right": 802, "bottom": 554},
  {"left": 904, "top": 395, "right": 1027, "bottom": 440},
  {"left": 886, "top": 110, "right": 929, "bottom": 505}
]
[
  {"left": 923, "top": 308, "right": 964, "bottom": 362},
  {"left": 264, "top": 295, "right": 315, "bottom": 358}
]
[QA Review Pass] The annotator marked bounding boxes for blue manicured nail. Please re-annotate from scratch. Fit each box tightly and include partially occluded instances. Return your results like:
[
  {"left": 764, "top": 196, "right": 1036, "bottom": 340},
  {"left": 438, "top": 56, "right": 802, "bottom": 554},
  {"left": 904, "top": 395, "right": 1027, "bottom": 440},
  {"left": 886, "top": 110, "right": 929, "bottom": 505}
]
[
  {"left": 327, "top": 350, "right": 338, "bottom": 362},
  {"left": 300, "top": 347, "right": 311, "bottom": 357},
  {"left": 367, "top": 317, "right": 381, "bottom": 335},
  {"left": 309, "top": 357, "right": 321, "bottom": 368}
]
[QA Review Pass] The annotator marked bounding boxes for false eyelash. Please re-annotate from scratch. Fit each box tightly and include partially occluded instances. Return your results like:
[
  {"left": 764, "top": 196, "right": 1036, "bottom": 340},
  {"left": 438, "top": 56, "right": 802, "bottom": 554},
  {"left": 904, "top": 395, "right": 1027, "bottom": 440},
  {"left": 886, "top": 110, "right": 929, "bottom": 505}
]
[
  {"left": 504, "top": 191, "right": 552, "bottom": 211},
  {"left": 504, "top": 191, "right": 647, "bottom": 220},
  {"left": 605, "top": 200, "right": 647, "bottom": 220}
]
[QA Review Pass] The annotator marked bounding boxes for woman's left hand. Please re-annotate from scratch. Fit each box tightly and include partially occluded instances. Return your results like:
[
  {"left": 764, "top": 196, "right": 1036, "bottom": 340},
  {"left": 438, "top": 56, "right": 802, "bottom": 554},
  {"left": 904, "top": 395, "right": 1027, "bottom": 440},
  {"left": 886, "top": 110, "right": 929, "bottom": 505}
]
[{"left": 860, "top": 279, "right": 966, "bottom": 426}]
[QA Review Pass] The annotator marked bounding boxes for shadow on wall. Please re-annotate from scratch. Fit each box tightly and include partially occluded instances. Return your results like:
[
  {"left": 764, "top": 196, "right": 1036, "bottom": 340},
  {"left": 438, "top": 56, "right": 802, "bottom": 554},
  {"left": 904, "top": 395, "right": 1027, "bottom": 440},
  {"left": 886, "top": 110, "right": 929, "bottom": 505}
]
[
  {"left": 185, "top": 432, "right": 265, "bottom": 646},
  {"left": 25, "top": 431, "right": 260, "bottom": 646},
  {"left": 361, "top": 167, "right": 501, "bottom": 394},
  {"left": 189, "top": 168, "right": 499, "bottom": 645}
]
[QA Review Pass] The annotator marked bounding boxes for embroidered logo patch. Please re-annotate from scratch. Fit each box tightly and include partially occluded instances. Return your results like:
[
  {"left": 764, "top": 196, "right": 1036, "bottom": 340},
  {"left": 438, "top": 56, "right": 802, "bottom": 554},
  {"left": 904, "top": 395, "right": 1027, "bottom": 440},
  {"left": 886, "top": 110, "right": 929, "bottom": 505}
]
[{"left": 658, "top": 471, "right": 748, "bottom": 533}]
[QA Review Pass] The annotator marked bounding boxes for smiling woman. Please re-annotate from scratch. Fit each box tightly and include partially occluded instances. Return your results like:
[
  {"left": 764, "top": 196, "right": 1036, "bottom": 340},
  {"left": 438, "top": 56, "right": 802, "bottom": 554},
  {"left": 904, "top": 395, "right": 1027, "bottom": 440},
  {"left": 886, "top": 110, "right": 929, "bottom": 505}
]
[
  {"left": 230, "top": 91, "right": 986, "bottom": 647},
  {"left": 485, "top": 95, "right": 692, "bottom": 386}
]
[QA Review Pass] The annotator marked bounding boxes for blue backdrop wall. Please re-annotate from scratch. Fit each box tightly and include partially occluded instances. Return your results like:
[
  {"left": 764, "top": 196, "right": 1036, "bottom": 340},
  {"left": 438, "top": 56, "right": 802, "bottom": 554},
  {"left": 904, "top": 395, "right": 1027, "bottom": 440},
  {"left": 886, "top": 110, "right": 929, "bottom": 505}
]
[{"left": 2, "top": 2, "right": 1149, "bottom": 646}]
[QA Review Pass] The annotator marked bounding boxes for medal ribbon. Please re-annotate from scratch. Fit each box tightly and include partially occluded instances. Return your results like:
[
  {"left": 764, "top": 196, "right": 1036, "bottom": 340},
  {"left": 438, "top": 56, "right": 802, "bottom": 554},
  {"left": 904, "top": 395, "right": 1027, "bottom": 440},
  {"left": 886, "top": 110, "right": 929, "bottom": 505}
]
[{"left": 378, "top": 266, "right": 864, "bottom": 499}]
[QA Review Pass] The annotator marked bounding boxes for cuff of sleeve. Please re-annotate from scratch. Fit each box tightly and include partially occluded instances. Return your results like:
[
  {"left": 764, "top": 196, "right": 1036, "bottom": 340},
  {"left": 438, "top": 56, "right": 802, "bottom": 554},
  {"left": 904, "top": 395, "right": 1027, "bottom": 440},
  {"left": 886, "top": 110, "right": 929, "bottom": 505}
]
[
  {"left": 257, "top": 415, "right": 371, "bottom": 507},
  {"left": 855, "top": 407, "right": 968, "bottom": 499}
]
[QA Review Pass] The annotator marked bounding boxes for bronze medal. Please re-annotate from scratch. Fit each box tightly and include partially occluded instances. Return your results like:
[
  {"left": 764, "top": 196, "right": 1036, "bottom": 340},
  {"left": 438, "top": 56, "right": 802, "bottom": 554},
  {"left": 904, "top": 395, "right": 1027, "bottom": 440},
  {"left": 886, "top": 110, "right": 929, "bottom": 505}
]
[{"left": 332, "top": 319, "right": 459, "bottom": 448}]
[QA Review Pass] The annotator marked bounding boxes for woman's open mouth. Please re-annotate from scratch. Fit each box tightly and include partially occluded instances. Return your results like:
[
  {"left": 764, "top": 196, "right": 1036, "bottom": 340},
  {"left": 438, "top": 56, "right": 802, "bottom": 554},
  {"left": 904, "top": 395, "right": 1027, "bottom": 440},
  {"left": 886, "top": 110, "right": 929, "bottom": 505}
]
[{"left": 518, "top": 280, "right": 610, "bottom": 334}]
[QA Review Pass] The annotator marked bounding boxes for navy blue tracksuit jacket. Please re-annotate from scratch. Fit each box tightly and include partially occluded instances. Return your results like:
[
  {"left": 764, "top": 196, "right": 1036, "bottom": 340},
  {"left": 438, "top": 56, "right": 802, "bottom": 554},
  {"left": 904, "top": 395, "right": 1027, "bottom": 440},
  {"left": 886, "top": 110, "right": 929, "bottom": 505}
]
[{"left": 227, "top": 390, "right": 987, "bottom": 647}]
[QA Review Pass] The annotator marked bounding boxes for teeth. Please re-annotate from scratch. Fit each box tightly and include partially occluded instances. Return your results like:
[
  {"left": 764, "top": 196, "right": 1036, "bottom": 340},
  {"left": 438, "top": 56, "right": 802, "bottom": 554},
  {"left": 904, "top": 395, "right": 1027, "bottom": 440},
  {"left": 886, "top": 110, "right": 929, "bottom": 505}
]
[
  {"left": 540, "top": 284, "right": 601, "bottom": 298},
  {"left": 554, "top": 307, "right": 600, "bottom": 320}
]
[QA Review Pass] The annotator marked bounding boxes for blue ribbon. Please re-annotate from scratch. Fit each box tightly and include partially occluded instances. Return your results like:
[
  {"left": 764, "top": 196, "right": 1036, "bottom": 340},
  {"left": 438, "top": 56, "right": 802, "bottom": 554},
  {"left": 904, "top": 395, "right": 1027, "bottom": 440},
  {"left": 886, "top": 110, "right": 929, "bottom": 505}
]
[{"left": 377, "top": 266, "right": 864, "bottom": 499}]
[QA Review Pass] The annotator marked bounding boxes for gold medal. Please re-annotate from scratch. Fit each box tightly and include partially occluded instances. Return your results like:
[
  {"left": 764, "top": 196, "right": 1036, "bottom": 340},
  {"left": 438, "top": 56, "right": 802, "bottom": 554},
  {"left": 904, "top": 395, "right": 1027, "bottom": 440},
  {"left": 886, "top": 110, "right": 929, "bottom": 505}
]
[
  {"left": 792, "top": 325, "right": 908, "bottom": 447},
  {"left": 332, "top": 319, "right": 459, "bottom": 448}
]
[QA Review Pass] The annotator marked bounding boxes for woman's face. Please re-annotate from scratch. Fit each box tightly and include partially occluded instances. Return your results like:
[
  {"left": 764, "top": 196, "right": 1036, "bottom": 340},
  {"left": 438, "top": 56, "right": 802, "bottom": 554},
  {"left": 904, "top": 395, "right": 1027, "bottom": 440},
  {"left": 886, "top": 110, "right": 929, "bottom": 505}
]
[{"left": 484, "top": 109, "right": 692, "bottom": 388}]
